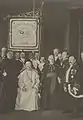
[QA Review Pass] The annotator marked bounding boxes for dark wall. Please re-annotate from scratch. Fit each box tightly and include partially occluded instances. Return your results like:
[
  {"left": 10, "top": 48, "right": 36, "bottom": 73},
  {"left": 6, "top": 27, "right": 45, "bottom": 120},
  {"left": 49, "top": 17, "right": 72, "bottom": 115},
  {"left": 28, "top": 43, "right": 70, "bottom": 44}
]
[
  {"left": 0, "top": 18, "right": 9, "bottom": 49},
  {"left": 0, "top": 0, "right": 83, "bottom": 56},
  {"left": 43, "top": 2, "right": 69, "bottom": 56},
  {"left": 0, "top": 1, "right": 79, "bottom": 57},
  {"left": 69, "top": 9, "right": 80, "bottom": 60},
  {"left": 69, "top": 9, "right": 83, "bottom": 60}
]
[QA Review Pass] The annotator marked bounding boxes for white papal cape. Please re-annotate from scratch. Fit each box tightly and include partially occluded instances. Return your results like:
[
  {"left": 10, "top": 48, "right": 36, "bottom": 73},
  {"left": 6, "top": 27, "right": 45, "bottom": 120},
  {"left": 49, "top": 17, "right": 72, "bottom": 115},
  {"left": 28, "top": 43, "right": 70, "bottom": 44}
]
[{"left": 15, "top": 69, "right": 40, "bottom": 111}]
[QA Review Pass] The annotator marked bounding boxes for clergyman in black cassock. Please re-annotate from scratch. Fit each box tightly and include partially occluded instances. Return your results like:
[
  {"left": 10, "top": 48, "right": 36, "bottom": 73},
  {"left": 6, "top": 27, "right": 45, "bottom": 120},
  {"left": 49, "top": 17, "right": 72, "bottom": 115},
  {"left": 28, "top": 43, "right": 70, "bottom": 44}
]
[
  {"left": 41, "top": 55, "right": 58, "bottom": 110},
  {"left": 0, "top": 51, "right": 19, "bottom": 112}
]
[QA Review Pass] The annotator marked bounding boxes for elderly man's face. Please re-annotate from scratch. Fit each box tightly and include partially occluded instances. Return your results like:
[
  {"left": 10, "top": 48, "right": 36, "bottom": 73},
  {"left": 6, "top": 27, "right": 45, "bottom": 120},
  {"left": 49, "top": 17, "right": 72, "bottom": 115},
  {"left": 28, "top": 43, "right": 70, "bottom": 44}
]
[
  {"left": 7, "top": 51, "right": 13, "bottom": 59},
  {"left": 26, "top": 61, "right": 32, "bottom": 69},
  {"left": 35, "top": 53, "right": 39, "bottom": 59},
  {"left": 15, "top": 52, "right": 20, "bottom": 59},
  {"left": 62, "top": 52, "right": 68, "bottom": 60},
  {"left": 40, "top": 57, "right": 45, "bottom": 63},
  {"left": 20, "top": 52, "right": 25, "bottom": 58},
  {"left": 69, "top": 56, "right": 76, "bottom": 65},
  {"left": 58, "top": 53, "right": 62, "bottom": 60},
  {"left": 53, "top": 49, "right": 59, "bottom": 56},
  {"left": 48, "top": 55, "right": 54, "bottom": 63}
]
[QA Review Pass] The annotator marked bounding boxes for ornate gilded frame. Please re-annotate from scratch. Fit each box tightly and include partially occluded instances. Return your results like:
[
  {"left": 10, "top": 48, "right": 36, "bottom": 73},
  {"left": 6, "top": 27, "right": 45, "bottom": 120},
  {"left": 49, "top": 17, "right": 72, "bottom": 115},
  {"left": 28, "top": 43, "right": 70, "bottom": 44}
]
[{"left": 8, "top": 18, "right": 40, "bottom": 51}]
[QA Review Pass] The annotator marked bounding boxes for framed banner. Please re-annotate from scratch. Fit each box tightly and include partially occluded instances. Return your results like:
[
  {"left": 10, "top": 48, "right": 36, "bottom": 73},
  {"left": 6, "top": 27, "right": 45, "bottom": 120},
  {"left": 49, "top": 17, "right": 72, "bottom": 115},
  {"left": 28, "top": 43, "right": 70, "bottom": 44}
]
[{"left": 8, "top": 18, "right": 40, "bottom": 51}]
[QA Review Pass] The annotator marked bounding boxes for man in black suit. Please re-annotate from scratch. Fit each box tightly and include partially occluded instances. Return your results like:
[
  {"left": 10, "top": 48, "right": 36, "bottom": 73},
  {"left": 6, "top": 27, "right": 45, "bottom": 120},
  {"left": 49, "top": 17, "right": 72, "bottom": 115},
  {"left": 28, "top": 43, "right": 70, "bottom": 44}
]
[
  {"left": 53, "top": 48, "right": 60, "bottom": 66},
  {"left": 15, "top": 52, "right": 23, "bottom": 74}
]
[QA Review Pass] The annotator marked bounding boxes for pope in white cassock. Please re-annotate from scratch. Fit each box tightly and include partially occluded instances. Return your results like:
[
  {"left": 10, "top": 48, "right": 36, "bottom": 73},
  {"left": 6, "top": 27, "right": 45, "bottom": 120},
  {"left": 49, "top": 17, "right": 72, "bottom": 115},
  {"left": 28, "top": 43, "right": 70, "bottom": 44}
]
[{"left": 15, "top": 60, "right": 40, "bottom": 111}]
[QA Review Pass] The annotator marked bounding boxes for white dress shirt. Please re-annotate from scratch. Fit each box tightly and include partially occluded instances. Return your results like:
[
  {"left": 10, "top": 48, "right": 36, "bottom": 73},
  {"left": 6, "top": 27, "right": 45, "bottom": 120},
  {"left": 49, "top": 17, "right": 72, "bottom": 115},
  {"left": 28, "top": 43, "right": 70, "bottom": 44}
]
[{"left": 66, "top": 64, "right": 73, "bottom": 83}]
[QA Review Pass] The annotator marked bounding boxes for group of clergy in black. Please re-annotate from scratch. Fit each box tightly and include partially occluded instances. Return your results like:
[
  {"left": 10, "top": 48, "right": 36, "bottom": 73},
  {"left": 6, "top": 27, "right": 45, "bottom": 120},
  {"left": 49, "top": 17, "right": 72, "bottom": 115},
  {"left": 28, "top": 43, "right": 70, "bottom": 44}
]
[{"left": 0, "top": 47, "right": 83, "bottom": 117}]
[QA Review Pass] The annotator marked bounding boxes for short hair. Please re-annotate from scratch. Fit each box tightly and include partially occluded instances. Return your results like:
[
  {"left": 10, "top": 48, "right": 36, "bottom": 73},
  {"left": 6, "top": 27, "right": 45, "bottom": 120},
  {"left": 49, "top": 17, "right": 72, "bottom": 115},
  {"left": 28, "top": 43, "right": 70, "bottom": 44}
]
[
  {"left": 62, "top": 49, "right": 69, "bottom": 56},
  {"left": 69, "top": 56, "right": 76, "bottom": 62},
  {"left": 28, "top": 52, "right": 34, "bottom": 59},
  {"left": 7, "top": 51, "right": 14, "bottom": 58},
  {"left": 1, "top": 47, "right": 7, "bottom": 53},
  {"left": 48, "top": 55, "right": 54, "bottom": 60},
  {"left": 53, "top": 48, "right": 60, "bottom": 54}
]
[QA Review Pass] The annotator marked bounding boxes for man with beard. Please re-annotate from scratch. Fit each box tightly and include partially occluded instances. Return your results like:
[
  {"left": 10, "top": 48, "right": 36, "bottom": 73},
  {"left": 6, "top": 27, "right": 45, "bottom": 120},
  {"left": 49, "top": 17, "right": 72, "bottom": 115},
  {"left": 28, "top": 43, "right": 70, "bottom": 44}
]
[{"left": 0, "top": 51, "right": 19, "bottom": 113}]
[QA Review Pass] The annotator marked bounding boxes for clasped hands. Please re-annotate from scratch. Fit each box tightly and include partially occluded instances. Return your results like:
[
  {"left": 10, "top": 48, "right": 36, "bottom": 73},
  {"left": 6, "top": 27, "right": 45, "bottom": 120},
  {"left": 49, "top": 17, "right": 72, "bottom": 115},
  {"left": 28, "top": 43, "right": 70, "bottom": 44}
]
[{"left": 22, "top": 84, "right": 38, "bottom": 92}]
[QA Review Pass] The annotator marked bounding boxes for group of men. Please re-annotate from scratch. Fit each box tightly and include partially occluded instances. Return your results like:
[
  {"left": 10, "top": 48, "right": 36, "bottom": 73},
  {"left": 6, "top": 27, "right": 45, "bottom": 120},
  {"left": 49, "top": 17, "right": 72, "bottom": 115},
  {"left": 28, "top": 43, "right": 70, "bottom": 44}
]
[
  {"left": 0, "top": 47, "right": 45, "bottom": 113},
  {"left": 0, "top": 47, "right": 83, "bottom": 116},
  {"left": 39, "top": 48, "right": 83, "bottom": 116},
  {"left": 0, "top": 47, "right": 27, "bottom": 112}
]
